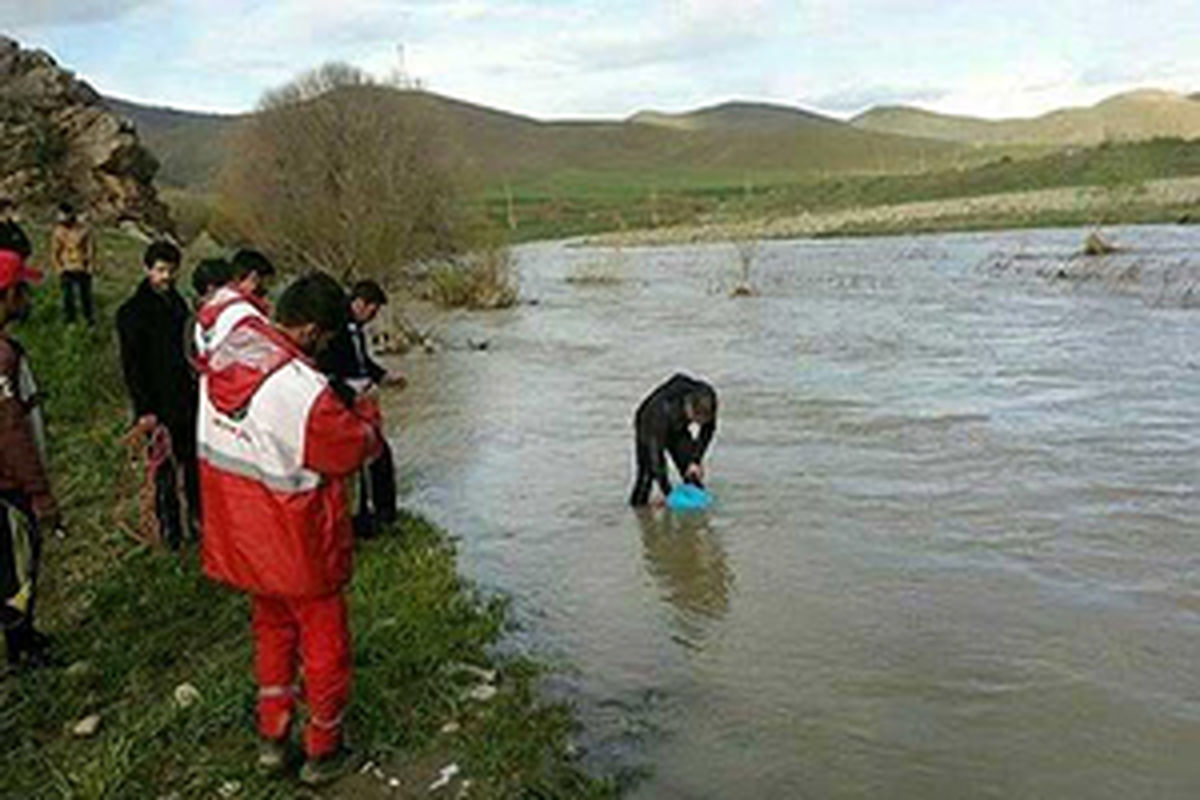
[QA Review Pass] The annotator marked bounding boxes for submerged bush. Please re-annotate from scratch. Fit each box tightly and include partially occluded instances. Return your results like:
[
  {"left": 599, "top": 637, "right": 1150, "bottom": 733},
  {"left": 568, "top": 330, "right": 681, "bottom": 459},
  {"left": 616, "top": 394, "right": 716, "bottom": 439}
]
[{"left": 426, "top": 243, "right": 518, "bottom": 310}]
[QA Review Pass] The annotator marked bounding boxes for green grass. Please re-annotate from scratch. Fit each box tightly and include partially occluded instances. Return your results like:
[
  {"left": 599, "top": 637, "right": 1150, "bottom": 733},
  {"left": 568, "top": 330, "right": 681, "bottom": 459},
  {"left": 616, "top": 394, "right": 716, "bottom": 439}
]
[
  {"left": 483, "top": 137, "right": 1200, "bottom": 242},
  {"left": 0, "top": 224, "right": 618, "bottom": 799}
]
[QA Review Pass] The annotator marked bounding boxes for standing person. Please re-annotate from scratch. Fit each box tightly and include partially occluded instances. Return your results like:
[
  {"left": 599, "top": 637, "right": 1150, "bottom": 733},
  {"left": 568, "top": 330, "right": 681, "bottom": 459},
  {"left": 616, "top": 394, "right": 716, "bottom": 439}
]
[
  {"left": 192, "top": 250, "right": 274, "bottom": 362},
  {"left": 230, "top": 248, "right": 276, "bottom": 301},
  {"left": 318, "top": 279, "right": 405, "bottom": 537},
  {"left": 0, "top": 198, "right": 31, "bottom": 261},
  {"left": 0, "top": 250, "right": 59, "bottom": 672},
  {"left": 184, "top": 257, "right": 233, "bottom": 372},
  {"left": 49, "top": 203, "right": 97, "bottom": 325},
  {"left": 629, "top": 373, "right": 718, "bottom": 507},
  {"left": 115, "top": 242, "right": 198, "bottom": 547},
  {"left": 199, "top": 272, "right": 381, "bottom": 785}
]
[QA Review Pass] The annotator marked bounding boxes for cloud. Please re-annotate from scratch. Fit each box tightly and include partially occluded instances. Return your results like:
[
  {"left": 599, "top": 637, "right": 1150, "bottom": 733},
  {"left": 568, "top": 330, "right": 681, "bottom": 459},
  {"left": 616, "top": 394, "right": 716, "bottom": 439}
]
[{"left": 2, "top": 0, "right": 159, "bottom": 28}]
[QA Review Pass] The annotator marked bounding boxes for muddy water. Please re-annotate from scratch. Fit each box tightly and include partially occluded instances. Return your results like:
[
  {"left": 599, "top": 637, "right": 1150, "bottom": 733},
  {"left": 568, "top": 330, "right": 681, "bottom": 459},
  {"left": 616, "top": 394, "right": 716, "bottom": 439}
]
[{"left": 387, "top": 226, "right": 1200, "bottom": 799}]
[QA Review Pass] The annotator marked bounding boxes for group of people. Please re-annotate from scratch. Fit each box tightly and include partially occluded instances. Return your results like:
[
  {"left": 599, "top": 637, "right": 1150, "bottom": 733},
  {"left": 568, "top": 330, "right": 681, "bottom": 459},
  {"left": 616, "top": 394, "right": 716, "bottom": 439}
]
[
  {"left": 0, "top": 209, "right": 405, "bottom": 785},
  {"left": 0, "top": 195, "right": 724, "bottom": 788}
]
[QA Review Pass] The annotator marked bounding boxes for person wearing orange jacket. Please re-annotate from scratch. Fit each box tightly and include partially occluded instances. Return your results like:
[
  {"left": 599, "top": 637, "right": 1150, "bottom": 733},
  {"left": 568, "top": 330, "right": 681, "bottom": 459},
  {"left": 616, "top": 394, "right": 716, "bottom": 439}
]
[{"left": 198, "top": 271, "right": 382, "bottom": 785}]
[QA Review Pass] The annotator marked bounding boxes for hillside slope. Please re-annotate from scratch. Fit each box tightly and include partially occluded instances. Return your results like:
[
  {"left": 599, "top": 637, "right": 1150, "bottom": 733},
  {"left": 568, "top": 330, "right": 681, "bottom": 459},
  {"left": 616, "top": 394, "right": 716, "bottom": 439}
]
[
  {"left": 852, "top": 89, "right": 1200, "bottom": 145},
  {"left": 103, "top": 90, "right": 966, "bottom": 192}
]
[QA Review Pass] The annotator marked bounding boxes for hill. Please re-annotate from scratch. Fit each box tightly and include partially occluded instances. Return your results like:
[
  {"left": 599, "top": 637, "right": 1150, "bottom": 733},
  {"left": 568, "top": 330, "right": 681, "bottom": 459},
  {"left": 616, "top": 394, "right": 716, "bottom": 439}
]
[
  {"left": 852, "top": 89, "right": 1200, "bottom": 145},
  {"left": 628, "top": 101, "right": 844, "bottom": 133},
  {"left": 102, "top": 96, "right": 240, "bottom": 189},
  {"left": 101, "top": 90, "right": 967, "bottom": 193}
]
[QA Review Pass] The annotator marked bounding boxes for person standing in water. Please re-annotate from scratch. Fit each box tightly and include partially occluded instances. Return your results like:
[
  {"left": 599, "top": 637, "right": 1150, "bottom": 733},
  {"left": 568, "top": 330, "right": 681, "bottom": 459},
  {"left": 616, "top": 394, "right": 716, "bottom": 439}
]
[{"left": 629, "top": 373, "right": 718, "bottom": 507}]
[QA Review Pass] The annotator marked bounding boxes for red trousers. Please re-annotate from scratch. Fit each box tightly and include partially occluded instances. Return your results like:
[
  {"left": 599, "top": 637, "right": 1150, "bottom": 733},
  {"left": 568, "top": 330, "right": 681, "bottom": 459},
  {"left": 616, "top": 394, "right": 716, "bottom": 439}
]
[{"left": 251, "top": 592, "right": 351, "bottom": 757}]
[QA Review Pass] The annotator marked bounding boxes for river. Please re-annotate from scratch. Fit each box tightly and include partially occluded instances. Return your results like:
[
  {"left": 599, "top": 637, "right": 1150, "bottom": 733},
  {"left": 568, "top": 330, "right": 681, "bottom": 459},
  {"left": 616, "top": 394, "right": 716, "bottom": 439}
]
[{"left": 387, "top": 225, "right": 1200, "bottom": 799}]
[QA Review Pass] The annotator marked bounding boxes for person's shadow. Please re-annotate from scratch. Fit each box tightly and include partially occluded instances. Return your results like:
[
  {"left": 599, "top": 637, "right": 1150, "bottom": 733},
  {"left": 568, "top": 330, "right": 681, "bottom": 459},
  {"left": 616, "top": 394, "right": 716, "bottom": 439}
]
[{"left": 635, "top": 508, "right": 734, "bottom": 645}]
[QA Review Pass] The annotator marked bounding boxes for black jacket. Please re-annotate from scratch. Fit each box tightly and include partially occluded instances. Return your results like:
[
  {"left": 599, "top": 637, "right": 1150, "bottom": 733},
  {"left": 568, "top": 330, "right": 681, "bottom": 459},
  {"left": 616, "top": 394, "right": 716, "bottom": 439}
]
[
  {"left": 318, "top": 318, "right": 385, "bottom": 391},
  {"left": 634, "top": 373, "right": 718, "bottom": 496},
  {"left": 0, "top": 220, "right": 32, "bottom": 260},
  {"left": 116, "top": 280, "right": 196, "bottom": 433}
]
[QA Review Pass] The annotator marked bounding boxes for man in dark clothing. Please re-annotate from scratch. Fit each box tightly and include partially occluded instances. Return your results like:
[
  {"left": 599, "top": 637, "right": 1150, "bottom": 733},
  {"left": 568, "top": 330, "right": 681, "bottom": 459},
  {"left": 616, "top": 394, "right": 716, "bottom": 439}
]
[
  {"left": 0, "top": 198, "right": 32, "bottom": 261},
  {"left": 116, "top": 241, "right": 198, "bottom": 547},
  {"left": 630, "top": 373, "right": 718, "bottom": 507},
  {"left": 318, "top": 279, "right": 405, "bottom": 537},
  {"left": 0, "top": 249, "right": 58, "bottom": 672}
]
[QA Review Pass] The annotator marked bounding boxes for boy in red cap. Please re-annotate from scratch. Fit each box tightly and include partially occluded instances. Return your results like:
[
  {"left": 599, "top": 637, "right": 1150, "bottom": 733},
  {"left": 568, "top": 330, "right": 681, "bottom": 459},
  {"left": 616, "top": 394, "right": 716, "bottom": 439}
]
[
  {"left": 199, "top": 271, "right": 381, "bottom": 785},
  {"left": 0, "top": 249, "right": 60, "bottom": 673}
]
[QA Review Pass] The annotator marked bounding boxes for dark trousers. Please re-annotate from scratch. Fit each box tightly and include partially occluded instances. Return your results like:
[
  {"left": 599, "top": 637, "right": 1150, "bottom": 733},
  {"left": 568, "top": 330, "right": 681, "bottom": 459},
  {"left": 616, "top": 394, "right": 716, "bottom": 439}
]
[
  {"left": 167, "top": 420, "right": 201, "bottom": 538},
  {"left": 629, "top": 437, "right": 702, "bottom": 506},
  {"left": 0, "top": 491, "right": 41, "bottom": 664},
  {"left": 61, "top": 271, "right": 94, "bottom": 325},
  {"left": 354, "top": 440, "right": 396, "bottom": 537},
  {"left": 157, "top": 419, "right": 199, "bottom": 549}
]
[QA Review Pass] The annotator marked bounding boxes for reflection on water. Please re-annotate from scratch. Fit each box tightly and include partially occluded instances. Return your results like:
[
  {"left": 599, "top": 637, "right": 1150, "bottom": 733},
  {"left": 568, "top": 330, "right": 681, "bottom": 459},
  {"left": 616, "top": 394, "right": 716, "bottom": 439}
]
[
  {"left": 635, "top": 509, "right": 733, "bottom": 645},
  {"left": 388, "top": 225, "right": 1200, "bottom": 799}
]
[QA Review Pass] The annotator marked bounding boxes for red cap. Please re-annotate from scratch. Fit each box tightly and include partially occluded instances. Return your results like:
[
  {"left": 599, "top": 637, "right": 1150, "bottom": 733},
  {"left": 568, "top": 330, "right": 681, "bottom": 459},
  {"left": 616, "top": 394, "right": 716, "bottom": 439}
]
[{"left": 0, "top": 250, "right": 43, "bottom": 290}]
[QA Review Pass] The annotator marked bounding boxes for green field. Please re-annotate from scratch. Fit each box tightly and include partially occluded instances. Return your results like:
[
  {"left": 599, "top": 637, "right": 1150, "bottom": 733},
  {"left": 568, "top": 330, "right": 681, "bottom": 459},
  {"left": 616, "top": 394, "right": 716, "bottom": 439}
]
[{"left": 486, "top": 138, "right": 1200, "bottom": 242}]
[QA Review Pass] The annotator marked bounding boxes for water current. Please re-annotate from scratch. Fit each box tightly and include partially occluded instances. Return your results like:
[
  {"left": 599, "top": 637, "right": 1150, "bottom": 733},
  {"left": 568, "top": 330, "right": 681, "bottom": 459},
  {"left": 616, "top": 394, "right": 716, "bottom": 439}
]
[{"left": 386, "top": 225, "right": 1200, "bottom": 799}]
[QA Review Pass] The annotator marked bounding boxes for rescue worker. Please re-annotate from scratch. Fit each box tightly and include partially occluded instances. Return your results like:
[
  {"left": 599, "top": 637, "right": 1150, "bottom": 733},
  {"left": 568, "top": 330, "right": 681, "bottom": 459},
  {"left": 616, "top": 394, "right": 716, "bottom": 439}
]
[{"left": 199, "top": 271, "right": 382, "bottom": 785}]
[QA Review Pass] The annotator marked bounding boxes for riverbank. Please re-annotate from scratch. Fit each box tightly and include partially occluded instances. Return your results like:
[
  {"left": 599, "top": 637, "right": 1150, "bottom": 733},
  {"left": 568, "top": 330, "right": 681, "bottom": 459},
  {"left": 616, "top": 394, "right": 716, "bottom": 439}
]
[
  {"left": 580, "top": 175, "right": 1200, "bottom": 248},
  {"left": 578, "top": 175, "right": 1200, "bottom": 248},
  {"left": 0, "top": 226, "right": 617, "bottom": 799}
]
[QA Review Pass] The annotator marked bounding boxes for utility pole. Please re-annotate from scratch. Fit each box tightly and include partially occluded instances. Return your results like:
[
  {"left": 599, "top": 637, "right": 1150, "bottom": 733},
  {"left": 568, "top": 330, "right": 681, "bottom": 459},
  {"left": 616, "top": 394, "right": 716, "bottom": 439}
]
[{"left": 504, "top": 181, "right": 517, "bottom": 231}]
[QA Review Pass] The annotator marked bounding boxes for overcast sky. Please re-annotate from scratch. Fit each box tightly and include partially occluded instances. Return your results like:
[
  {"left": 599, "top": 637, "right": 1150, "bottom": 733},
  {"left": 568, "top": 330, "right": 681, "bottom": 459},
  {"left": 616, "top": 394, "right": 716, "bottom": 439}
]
[{"left": 4, "top": 0, "right": 1200, "bottom": 120}]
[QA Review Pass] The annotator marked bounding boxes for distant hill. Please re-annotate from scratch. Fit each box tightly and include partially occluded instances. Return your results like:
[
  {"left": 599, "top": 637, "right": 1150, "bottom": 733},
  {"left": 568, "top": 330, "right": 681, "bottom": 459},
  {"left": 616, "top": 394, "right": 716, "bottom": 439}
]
[
  {"left": 852, "top": 89, "right": 1200, "bottom": 145},
  {"left": 101, "top": 90, "right": 966, "bottom": 193},
  {"left": 629, "top": 101, "right": 844, "bottom": 133},
  {"left": 102, "top": 96, "right": 241, "bottom": 189}
]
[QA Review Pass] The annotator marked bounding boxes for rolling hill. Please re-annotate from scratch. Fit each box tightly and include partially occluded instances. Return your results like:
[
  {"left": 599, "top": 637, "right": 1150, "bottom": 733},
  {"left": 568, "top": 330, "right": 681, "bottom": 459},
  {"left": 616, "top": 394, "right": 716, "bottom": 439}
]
[
  {"left": 852, "top": 89, "right": 1200, "bottom": 145},
  {"left": 102, "top": 90, "right": 967, "bottom": 193},
  {"left": 628, "top": 101, "right": 845, "bottom": 133}
]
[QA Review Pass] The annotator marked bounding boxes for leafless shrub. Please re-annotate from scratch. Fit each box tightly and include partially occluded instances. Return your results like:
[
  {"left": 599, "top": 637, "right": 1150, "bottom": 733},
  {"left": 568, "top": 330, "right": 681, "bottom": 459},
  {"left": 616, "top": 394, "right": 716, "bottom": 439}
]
[{"left": 217, "top": 61, "right": 485, "bottom": 283}]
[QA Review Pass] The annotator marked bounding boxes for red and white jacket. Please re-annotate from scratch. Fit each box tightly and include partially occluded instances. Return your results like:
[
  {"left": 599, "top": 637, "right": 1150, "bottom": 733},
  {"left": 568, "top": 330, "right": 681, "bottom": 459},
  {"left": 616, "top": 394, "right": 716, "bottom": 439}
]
[
  {"left": 199, "top": 314, "right": 381, "bottom": 598},
  {"left": 193, "top": 285, "right": 270, "bottom": 365}
]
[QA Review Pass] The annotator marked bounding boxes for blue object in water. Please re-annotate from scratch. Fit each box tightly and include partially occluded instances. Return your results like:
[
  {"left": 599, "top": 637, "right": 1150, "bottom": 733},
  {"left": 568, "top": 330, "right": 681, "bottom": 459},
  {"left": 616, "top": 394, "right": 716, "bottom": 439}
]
[{"left": 666, "top": 484, "right": 712, "bottom": 511}]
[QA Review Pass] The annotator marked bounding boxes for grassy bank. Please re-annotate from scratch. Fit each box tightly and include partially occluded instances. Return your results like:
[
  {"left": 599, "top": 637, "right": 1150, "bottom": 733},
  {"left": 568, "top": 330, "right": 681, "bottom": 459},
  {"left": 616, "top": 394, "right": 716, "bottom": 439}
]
[
  {"left": 491, "top": 137, "right": 1200, "bottom": 243},
  {"left": 583, "top": 176, "right": 1200, "bottom": 248},
  {"left": 0, "top": 226, "right": 617, "bottom": 799}
]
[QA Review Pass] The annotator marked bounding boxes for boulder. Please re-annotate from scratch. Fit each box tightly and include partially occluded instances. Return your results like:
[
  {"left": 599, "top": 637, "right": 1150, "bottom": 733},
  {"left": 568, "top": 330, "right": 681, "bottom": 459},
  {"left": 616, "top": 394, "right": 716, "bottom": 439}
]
[{"left": 0, "top": 36, "right": 171, "bottom": 232}]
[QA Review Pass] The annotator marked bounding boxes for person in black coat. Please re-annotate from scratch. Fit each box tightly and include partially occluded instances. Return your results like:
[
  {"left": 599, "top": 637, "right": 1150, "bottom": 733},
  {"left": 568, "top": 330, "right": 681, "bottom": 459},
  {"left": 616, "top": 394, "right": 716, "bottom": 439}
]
[
  {"left": 630, "top": 373, "right": 718, "bottom": 507},
  {"left": 0, "top": 198, "right": 32, "bottom": 261},
  {"left": 317, "top": 279, "right": 406, "bottom": 537},
  {"left": 116, "top": 241, "right": 198, "bottom": 547}
]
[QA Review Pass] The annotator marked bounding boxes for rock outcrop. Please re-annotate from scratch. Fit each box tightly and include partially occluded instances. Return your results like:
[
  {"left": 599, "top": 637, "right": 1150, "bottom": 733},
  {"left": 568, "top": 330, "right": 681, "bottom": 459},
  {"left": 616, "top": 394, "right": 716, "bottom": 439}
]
[{"left": 0, "top": 36, "right": 171, "bottom": 231}]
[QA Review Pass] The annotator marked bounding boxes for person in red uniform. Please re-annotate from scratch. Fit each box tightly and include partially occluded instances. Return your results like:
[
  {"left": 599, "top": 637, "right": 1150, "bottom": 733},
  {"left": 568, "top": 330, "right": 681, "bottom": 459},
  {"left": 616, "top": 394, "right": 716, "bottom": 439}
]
[
  {"left": 0, "top": 250, "right": 59, "bottom": 673},
  {"left": 198, "top": 271, "right": 381, "bottom": 785}
]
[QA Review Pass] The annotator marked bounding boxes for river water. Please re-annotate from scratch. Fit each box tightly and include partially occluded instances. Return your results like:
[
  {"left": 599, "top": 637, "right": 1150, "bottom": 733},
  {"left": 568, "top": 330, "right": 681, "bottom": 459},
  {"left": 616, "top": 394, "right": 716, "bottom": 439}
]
[{"left": 387, "top": 225, "right": 1200, "bottom": 799}]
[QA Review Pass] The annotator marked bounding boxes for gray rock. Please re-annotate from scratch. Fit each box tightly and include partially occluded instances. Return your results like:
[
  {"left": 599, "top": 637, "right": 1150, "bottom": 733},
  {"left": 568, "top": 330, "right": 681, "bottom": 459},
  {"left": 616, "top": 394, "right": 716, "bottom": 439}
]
[{"left": 0, "top": 36, "right": 170, "bottom": 231}]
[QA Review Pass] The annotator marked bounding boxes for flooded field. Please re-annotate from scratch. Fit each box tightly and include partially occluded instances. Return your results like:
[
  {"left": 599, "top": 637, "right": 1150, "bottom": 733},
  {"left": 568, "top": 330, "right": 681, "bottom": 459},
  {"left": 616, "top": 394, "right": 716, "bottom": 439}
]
[{"left": 387, "top": 225, "right": 1200, "bottom": 799}]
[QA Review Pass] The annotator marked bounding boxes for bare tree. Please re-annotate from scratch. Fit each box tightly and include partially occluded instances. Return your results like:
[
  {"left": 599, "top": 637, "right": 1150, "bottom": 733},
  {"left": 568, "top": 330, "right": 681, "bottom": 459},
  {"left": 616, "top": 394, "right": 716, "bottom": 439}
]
[{"left": 217, "top": 62, "right": 474, "bottom": 282}]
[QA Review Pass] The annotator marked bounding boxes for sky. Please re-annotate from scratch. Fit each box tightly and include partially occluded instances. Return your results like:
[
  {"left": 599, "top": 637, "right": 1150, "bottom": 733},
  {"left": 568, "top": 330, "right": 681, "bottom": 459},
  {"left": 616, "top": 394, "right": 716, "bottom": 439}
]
[{"left": 4, "top": 0, "right": 1200, "bottom": 121}]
